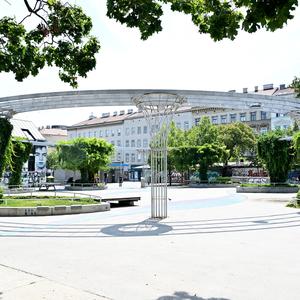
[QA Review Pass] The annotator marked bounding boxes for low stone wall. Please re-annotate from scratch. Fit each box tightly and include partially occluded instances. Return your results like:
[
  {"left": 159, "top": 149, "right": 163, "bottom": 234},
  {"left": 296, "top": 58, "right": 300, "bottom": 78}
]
[
  {"left": 0, "top": 203, "right": 110, "bottom": 217},
  {"left": 236, "top": 186, "right": 299, "bottom": 193},
  {"left": 189, "top": 183, "right": 238, "bottom": 188},
  {"left": 65, "top": 185, "right": 106, "bottom": 191}
]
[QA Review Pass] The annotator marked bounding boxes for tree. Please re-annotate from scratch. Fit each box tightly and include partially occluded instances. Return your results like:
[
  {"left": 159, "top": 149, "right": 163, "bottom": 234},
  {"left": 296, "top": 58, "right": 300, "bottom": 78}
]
[
  {"left": 1, "top": 1, "right": 298, "bottom": 86},
  {"left": 0, "top": 0, "right": 100, "bottom": 87},
  {"left": 0, "top": 118, "right": 13, "bottom": 178},
  {"left": 196, "top": 143, "right": 227, "bottom": 182},
  {"left": 8, "top": 139, "right": 32, "bottom": 187},
  {"left": 257, "top": 130, "right": 294, "bottom": 183},
  {"left": 107, "top": 0, "right": 298, "bottom": 41},
  {"left": 167, "top": 121, "right": 185, "bottom": 184},
  {"left": 46, "top": 149, "right": 59, "bottom": 170},
  {"left": 57, "top": 137, "right": 114, "bottom": 183},
  {"left": 188, "top": 116, "right": 218, "bottom": 146},
  {"left": 290, "top": 77, "right": 300, "bottom": 97},
  {"left": 218, "top": 122, "right": 257, "bottom": 174}
]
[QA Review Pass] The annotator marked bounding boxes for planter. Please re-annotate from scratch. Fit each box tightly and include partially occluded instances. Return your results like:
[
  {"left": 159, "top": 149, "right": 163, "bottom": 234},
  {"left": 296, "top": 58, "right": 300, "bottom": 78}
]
[
  {"left": 189, "top": 183, "right": 238, "bottom": 188},
  {"left": 0, "top": 203, "right": 110, "bottom": 217},
  {"left": 236, "top": 186, "right": 299, "bottom": 193}
]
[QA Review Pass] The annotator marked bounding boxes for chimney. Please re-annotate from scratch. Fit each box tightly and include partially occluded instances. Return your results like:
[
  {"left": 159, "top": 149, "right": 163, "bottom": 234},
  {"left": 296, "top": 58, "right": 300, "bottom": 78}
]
[
  {"left": 263, "top": 83, "right": 273, "bottom": 90},
  {"left": 113, "top": 111, "right": 118, "bottom": 116},
  {"left": 88, "top": 113, "right": 96, "bottom": 120},
  {"left": 243, "top": 88, "right": 248, "bottom": 93},
  {"left": 119, "top": 110, "right": 125, "bottom": 115},
  {"left": 254, "top": 86, "right": 258, "bottom": 92},
  {"left": 127, "top": 109, "right": 133, "bottom": 114},
  {"left": 279, "top": 84, "right": 286, "bottom": 90}
]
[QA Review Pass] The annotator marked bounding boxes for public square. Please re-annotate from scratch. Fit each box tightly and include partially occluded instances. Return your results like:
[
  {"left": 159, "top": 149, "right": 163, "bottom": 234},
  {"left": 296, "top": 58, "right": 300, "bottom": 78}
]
[{"left": 0, "top": 183, "right": 299, "bottom": 300}]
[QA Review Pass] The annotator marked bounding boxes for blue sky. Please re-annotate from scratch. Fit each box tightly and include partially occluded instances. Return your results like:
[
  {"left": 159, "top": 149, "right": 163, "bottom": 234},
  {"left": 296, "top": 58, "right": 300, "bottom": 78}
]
[{"left": 1, "top": 0, "right": 300, "bottom": 126}]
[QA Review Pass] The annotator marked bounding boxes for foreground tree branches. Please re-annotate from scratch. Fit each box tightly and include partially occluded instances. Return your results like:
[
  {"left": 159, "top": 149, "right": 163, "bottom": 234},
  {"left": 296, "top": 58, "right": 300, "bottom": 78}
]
[{"left": 0, "top": 0, "right": 100, "bottom": 87}]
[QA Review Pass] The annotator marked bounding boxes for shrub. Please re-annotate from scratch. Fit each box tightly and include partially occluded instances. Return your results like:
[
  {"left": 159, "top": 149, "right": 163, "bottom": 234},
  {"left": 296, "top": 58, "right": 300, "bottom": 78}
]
[
  {"left": 0, "top": 187, "right": 3, "bottom": 199},
  {"left": 216, "top": 177, "right": 232, "bottom": 184}
]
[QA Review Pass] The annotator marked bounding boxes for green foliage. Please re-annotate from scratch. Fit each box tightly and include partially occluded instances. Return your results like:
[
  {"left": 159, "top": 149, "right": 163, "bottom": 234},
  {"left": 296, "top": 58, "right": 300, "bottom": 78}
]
[
  {"left": 46, "top": 150, "right": 59, "bottom": 170},
  {"left": 188, "top": 116, "right": 219, "bottom": 146},
  {"left": 196, "top": 143, "right": 227, "bottom": 182},
  {"left": 257, "top": 130, "right": 294, "bottom": 183},
  {"left": 218, "top": 122, "right": 257, "bottom": 164},
  {"left": 107, "top": 0, "right": 298, "bottom": 41},
  {"left": 0, "top": 186, "right": 3, "bottom": 199},
  {"left": 57, "top": 137, "right": 114, "bottom": 182},
  {"left": 0, "top": 118, "right": 13, "bottom": 178},
  {"left": 0, "top": 1, "right": 100, "bottom": 87},
  {"left": 290, "top": 76, "right": 300, "bottom": 97},
  {"left": 8, "top": 139, "right": 32, "bottom": 187}
]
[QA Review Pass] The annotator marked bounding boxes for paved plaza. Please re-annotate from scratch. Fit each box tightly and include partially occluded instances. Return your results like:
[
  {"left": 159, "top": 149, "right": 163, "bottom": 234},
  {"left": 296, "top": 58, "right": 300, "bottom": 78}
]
[{"left": 0, "top": 183, "right": 299, "bottom": 300}]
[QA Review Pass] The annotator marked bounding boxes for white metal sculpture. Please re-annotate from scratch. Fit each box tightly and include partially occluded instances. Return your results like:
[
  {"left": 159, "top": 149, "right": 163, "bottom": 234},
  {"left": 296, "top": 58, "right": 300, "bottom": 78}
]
[{"left": 133, "top": 93, "right": 186, "bottom": 218}]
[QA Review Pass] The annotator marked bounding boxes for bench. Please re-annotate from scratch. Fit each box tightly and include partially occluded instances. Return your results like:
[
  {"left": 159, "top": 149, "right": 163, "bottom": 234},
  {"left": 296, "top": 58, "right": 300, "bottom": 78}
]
[
  {"left": 102, "top": 196, "right": 141, "bottom": 206},
  {"left": 38, "top": 183, "right": 57, "bottom": 191}
]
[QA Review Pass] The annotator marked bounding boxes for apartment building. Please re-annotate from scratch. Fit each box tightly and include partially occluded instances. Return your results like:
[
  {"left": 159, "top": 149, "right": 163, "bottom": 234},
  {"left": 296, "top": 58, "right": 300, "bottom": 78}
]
[{"left": 67, "top": 84, "right": 295, "bottom": 181}]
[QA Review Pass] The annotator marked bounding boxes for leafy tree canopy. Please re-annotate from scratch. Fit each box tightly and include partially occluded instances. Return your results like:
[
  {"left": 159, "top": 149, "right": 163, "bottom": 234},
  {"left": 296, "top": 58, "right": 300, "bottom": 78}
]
[
  {"left": 57, "top": 137, "right": 114, "bottom": 182},
  {"left": 218, "top": 122, "right": 257, "bottom": 164},
  {"left": 257, "top": 130, "right": 294, "bottom": 183},
  {"left": 0, "top": 0, "right": 100, "bottom": 87},
  {"left": 107, "top": 0, "right": 298, "bottom": 41}
]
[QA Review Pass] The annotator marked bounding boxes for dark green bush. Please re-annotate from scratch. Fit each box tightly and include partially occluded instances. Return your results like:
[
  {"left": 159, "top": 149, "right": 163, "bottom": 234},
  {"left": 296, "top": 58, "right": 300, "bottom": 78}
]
[
  {"left": 0, "top": 187, "right": 3, "bottom": 199},
  {"left": 216, "top": 177, "right": 232, "bottom": 184}
]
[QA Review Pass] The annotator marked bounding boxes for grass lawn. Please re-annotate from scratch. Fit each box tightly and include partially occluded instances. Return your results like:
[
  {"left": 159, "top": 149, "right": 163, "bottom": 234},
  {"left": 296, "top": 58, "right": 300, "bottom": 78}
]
[{"left": 0, "top": 196, "right": 100, "bottom": 207}]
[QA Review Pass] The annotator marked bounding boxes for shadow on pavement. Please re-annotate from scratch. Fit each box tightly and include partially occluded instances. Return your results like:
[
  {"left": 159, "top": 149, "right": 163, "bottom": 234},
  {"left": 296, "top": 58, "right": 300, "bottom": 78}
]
[
  {"left": 0, "top": 212, "right": 299, "bottom": 238},
  {"left": 156, "top": 291, "right": 230, "bottom": 300}
]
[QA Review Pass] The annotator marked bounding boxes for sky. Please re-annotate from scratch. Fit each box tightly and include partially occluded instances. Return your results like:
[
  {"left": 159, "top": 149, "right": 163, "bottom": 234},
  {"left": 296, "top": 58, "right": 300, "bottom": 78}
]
[{"left": 1, "top": 0, "right": 300, "bottom": 127}]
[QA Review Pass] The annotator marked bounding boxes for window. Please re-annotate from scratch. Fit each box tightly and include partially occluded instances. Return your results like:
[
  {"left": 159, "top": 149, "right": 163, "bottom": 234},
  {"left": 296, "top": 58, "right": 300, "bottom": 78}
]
[
  {"left": 125, "top": 140, "right": 129, "bottom": 147},
  {"left": 195, "top": 118, "right": 201, "bottom": 126},
  {"left": 83, "top": 132, "right": 86, "bottom": 137},
  {"left": 88, "top": 132, "right": 91, "bottom": 137},
  {"left": 212, "top": 116, "right": 218, "bottom": 124},
  {"left": 230, "top": 114, "right": 236, "bottom": 123},
  {"left": 137, "top": 139, "right": 141, "bottom": 148},
  {"left": 111, "top": 130, "right": 115, "bottom": 137},
  {"left": 143, "top": 126, "right": 148, "bottom": 134},
  {"left": 94, "top": 131, "right": 97, "bottom": 137},
  {"left": 111, "top": 141, "right": 115, "bottom": 145},
  {"left": 69, "top": 133, "right": 73, "bottom": 139},
  {"left": 117, "top": 153, "right": 121, "bottom": 161},
  {"left": 143, "top": 139, "right": 148, "bottom": 148},
  {"left": 250, "top": 112, "right": 256, "bottom": 121},
  {"left": 184, "top": 121, "right": 189, "bottom": 130},
  {"left": 21, "top": 129, "right": 35, "bottom": 140},
  {"left": 131, "top": 153, "right": 135, "bottom": 162},
  {"left": 78, "top": 133, "right": 81, "bottom": 137},
  {"left": 261, "top": 111, "right": 267, "bottom": 120},
  {"left": 131, "top": 140, "right": 135, "bottom": 147},
  {"left": 240, "top": 113, "right": 246, "bottom": 122},
  {"left": 221, "top": 115, "right": 227, "bottom": 124},
  {"left": 125, "top": 153, "right": 129, "bottom": 162},
  {"left": 105, "top": 130, "right": 109, "bottom": 137},
  {"left": 176, "top": 122, "right": 181, "bottom": 128},
  {"left": 260, "top": 127, "right": 268, "bottom": 134},
  {"left": 125, "top": 128, "right": 130, "bottom": 135},
  {"left": 131, "top": 127, "right": 135, "bottom": 135},
  {"left": 117, "top": 140, "right": 121, "bottom": 147},
  {"left": 117, "top": 129, "right": 121, "bottom": 136},
  {"left": 99, "top": 130, "right": 102, "bottom": 137},
  {"left": 137, "top": 126, "right": 141, "bottom": 134},
  {"left": 137, "top": 153, "right": 142, "bottom": 162}
]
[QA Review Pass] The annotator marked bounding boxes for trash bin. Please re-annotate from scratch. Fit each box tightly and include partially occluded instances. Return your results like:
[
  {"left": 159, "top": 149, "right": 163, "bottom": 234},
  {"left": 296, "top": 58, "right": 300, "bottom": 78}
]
[
  {"left": 119, "top": 176, "right": 123, "bottom": 187},
  {"left": 141, "top": 177, "right": 145, "bottom": 188}
]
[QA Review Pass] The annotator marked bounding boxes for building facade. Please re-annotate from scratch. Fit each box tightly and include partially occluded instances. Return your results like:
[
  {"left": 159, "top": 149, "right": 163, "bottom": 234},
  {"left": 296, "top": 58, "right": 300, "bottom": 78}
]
[{"left": 67, "top": 84, "right": 295, "bottom": 181}]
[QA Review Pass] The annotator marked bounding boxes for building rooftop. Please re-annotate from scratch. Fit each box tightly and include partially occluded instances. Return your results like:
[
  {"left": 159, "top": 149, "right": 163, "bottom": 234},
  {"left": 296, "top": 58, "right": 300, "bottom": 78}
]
[
  {"left": 40, "top": 128, "right": 68, "bottom": 137},
  {"left": 11, "top": 119, "right": 45, "bottom": 141}
]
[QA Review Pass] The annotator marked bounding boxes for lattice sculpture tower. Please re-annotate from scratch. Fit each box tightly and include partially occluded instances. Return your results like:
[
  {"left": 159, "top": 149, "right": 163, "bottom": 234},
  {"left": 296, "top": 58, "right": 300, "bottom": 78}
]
[{"left": 133, "top": 93, "right": 186, "bottom": 218}]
